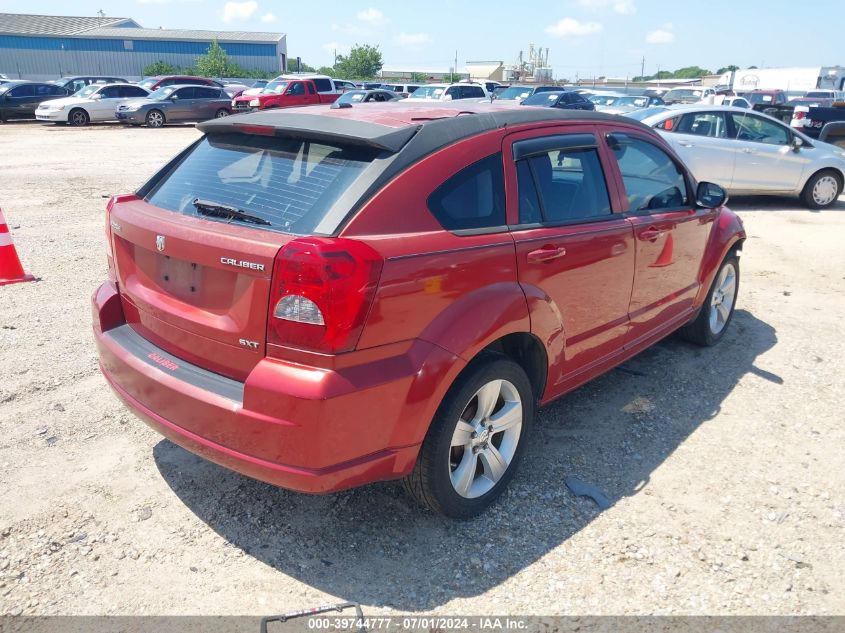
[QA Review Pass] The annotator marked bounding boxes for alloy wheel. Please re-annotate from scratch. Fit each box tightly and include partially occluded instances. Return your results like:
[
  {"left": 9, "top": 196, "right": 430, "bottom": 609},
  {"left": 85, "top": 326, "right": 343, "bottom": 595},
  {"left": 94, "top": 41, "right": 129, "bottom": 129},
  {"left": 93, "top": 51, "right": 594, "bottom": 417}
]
[
  {"left": 449, "top": 379, "right": 523, "bottom": 499},
  {"left": 709, "top": 262, "right": 737, "bottom": 335},
  {"left": 147, "top": 111, "right": 164, "bottom": 128}
]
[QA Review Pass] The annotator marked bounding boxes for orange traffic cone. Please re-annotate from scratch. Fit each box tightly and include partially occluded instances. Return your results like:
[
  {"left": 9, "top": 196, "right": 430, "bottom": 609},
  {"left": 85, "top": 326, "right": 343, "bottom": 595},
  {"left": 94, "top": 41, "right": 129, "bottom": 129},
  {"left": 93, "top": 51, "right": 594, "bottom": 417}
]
[{"left": 0, "top": 208, "right": 35, "bottom": 286}]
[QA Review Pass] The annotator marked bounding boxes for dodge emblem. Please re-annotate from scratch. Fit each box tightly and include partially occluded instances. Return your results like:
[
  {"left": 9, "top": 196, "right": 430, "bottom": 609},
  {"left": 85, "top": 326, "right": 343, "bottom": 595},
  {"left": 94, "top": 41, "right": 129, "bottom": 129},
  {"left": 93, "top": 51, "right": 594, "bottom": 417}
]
[{"left": 156, "top": 235, "right": 165, "bottom": 252}]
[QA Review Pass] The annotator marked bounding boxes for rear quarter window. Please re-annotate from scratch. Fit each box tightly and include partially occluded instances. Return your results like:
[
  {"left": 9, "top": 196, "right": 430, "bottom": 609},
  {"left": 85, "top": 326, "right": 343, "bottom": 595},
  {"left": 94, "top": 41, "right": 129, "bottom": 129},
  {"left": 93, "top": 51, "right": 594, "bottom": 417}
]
[
  {"left": 427, "top": 154, "right": 506, "bottom": 232},
  {"left": 144, "top": 134, "right": 380, "bottom": 235}
]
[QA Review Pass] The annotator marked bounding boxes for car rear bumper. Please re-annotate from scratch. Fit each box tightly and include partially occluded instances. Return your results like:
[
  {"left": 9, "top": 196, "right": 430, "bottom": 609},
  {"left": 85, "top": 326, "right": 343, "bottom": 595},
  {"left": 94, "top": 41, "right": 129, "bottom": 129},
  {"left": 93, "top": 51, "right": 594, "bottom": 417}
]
[{"left": 91, "top": 281, "right": 454, "bottom": 493}]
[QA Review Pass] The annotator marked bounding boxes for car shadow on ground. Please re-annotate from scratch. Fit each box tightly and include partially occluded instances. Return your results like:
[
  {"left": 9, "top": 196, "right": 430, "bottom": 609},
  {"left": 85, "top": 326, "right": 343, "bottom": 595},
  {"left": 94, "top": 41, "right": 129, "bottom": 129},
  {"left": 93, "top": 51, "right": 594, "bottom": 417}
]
[
  {"left": 728, "top": 195, "right": 845, "bottom": 212},
  {"left": 154, "top": 309, "right": 778, "bottom": 611}
]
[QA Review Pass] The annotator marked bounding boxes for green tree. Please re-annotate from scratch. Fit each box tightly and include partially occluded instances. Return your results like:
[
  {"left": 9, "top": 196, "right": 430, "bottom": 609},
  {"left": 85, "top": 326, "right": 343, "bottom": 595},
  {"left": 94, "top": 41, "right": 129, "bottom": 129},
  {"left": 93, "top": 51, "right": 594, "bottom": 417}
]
[
  {"left": 717, "top": 64, "right": 739, "bottom": 74},
  {"left": 316, "top": 66, "right": 336, "bottom": 77},
  {"left": 672, "top": 65, "right": 712, "bottom": 78},
  {"left": 442, "top": 72, "right": 463, "bottom": 82},
  {"left": 143, "top": 60, "right": 178, "bottom": 76},
  {"left": 286, "top": 55, "right": 317, "bottom": 73},
  {"left": 334, "top": 44, "right": 383, "bottom": 80},
  {"left": 196, "top": 39, "right": 230, "bottom": 77},
  {"left": 410, "top": 72, "right": 428, "bottom": 82}
]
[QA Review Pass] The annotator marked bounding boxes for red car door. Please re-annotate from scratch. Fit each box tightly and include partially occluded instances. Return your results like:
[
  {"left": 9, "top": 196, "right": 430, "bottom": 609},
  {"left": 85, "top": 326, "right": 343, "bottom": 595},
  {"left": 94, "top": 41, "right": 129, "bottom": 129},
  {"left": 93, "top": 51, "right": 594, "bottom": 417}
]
[
  {"left": 284, "top": 81, "right": 310, "bottom": 106},
  {"left": 603, "top": 131, "right": 717, "bottom": 349},
  {"left": 504, "top": 127, "right": 635, "bottom": 398}
]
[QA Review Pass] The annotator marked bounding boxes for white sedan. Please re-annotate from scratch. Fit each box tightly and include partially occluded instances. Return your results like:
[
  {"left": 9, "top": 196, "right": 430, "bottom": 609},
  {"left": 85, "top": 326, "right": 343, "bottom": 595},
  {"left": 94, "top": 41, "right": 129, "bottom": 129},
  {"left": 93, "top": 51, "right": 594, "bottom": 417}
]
[
  {"left": 629, "top": 104, "right": 845, "bottom": 209},
  {"left": 35, "top": 83, "right": 150, "bottom": 126}
]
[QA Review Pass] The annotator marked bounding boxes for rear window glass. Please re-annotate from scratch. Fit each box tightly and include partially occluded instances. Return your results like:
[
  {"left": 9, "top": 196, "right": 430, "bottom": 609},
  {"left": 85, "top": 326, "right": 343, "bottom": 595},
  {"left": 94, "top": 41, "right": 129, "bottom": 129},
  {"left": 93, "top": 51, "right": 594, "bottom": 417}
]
[{"left": 145, "top": 134, "right": 379, "bottom": 235}]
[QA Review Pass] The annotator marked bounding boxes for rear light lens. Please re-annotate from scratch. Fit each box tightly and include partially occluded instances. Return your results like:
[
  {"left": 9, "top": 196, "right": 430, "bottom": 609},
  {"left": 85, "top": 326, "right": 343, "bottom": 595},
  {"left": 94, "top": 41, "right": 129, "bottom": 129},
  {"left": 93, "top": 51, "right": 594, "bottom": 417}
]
[
  {"left": 105, "top": 194, "right": 138, "bottom": 282},
  {"left": 267, "top": 238, "right": 383, "bottom": 354},
  {"left": 794, "top": 111, "right": 806, "bottom": 121}
]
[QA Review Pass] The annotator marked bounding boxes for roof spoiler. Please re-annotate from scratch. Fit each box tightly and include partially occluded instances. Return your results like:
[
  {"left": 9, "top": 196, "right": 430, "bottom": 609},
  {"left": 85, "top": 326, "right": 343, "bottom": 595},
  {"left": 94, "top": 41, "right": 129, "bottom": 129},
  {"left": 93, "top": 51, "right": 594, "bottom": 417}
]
[{"left": 197, "top": 112, "right": 420, "bottom": 153}]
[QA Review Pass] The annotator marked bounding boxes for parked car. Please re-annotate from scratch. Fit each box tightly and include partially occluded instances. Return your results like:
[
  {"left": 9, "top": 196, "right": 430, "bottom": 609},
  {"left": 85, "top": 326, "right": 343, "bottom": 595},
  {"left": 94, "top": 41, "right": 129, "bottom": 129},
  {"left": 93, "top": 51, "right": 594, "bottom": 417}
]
[
  {"left": 407, "top": 82, "right": 488, "bottom": 101},
  {"left": 138, "top": 75, "right": 223, "bottom": 92},
  {"left": 599, "top": 95, "right": 665, "bottom": 114},
  {"left": 115, "top": 85, "right": 232, "bottom": 127},
  {"left": 214, "top": 80, "right": 250, "bottom": 98},
  {"left": 788, "top": 98, "right": 834, "bottom": 130},
  {"left": 231, "top": 78, "right": 340, "bottom": 112},
  {"left": 588, "top": 93, "right": 626, "bottom": 107},
  {"left": 239, "top": 80, "right": 269, "bottom": 98},
  {"left": 50, "top": 75, "right": 128, "bottom": 94},
  {"left": 804, "top": 90, "right": 845, "bottom": 101},
  {"left": 93, "top": 102, "right": 745, "bottom": 517},
  {"left": 494, "top": 85, "right": 559, "bottom": 102},
  {"left": 278, "top": 73, "right": 352, "bottom": 95},
  {"left": 333, "top": 89, "right": 401, "bottom": 107},
  {"left": 718, "top": 96, "right": 751, "bottom": 109},
  {"left": 662, "top": 87, "right": 716, "bottom": 105},
  {"left": 520, "top": 90, "right": 595, "bottom": 110},
  {"left": 360, "top": 82, "right": 384, "bottom": 90},
  {"left": 788, "top": 102, "right": 845, "bottom": 140},
  {"left": 741, "top": 89, "right": 789, "bottom": 110},
  {"left": 381, "top": 83, "right": 422, "bottom": 97},
  {"left": 638, "top": 104, "right": 845, "bottom": 208},
  {"left": 0, "top": 81, "right": 71, "bottom": 122},
  {"left": 35, "top": 83, "right": 150, "bottom": 126}
]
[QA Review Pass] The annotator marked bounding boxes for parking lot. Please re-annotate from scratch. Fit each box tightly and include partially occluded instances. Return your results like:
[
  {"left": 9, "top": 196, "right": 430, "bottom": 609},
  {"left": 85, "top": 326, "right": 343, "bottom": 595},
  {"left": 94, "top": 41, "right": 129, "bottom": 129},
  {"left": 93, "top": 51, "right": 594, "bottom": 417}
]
[{"left": 0, "top": 121, "right": 843, "bottom": 616}]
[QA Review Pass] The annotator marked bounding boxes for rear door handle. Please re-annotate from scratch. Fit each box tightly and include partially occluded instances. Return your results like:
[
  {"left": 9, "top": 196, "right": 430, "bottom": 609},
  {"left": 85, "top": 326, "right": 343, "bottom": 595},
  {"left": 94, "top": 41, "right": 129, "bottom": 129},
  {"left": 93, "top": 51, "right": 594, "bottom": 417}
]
[
  {"left": 678, "top": 141, "right": 694, "bottom": 147},
  {"left": 639, "top": 227, "right": 666, "bottom": 241},
  {"left": 527, "top": 247, "right": 566, "bottom": 263},
  {"left": 742, "top": 148, "right": 756, "bottom": 154}
]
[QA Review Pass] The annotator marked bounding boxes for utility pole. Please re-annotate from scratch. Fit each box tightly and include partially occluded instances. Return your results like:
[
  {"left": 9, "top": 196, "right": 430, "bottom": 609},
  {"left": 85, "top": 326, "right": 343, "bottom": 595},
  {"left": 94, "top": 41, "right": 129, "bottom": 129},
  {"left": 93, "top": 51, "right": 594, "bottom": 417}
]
[
  {"left": 641, "top": 56, "right": 645, "bottom": 80},
  {"left": 455, "top": 50, "right": 458, "bottom": 80}
]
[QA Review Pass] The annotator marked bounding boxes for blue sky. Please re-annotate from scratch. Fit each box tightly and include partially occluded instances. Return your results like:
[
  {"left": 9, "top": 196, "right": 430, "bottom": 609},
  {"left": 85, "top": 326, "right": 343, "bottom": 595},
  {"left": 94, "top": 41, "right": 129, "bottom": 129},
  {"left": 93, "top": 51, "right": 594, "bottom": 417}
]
[{"left": 3, "top": 0, "right": 843, "bottom": 77}]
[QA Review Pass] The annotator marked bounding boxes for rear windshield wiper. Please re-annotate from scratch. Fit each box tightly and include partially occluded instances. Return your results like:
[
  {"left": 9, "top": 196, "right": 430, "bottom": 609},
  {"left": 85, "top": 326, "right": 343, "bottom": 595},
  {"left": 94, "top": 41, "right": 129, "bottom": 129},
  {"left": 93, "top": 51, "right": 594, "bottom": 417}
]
[{"left": 192, "top": 198, "right": 271, "bottom": 226}]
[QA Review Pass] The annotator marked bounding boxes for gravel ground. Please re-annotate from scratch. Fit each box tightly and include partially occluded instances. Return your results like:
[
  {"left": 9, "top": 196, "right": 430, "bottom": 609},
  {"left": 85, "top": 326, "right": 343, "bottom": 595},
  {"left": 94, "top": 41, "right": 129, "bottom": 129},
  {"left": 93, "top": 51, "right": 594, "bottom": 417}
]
[{"left": 0, "top": 122, "right": 843, "bottom": 617}]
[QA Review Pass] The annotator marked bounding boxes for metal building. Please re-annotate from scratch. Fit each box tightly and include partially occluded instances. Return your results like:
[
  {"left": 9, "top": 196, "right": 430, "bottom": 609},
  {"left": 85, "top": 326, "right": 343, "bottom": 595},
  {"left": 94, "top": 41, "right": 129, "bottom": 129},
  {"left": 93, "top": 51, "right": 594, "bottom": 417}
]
[{"left": 0, "top": 13, "right": 287, "bottom": 80}]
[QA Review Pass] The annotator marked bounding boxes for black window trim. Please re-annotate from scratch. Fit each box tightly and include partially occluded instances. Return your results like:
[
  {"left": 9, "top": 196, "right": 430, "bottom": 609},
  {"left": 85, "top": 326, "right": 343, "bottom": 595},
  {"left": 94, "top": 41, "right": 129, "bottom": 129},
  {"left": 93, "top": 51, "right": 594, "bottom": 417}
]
[
  {"left": 512, "top": 133, "right": 598, "bottom": 161},
  {"left": 605, "top": 131, "right": 695, "bottom": 215}
]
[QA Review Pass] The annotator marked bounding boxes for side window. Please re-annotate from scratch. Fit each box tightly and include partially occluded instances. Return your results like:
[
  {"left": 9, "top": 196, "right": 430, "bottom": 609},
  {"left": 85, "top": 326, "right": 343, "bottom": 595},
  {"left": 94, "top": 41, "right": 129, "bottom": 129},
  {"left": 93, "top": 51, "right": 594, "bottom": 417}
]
[
  {"left": 312, "top": 78, "right": 332, "bottom": 92},
  {"left": 50, "top": 85, "right": 69, "bottom": 96},
  {"left": 98, "top": 86, "right": 120, "bottom": 98},
  {"left": 610, "top": 135, "right": 689, "bottom": 212},
  {"left": 9, "top": 85, "right": 33, "bottom": 97},
  {"left": 406, "top": 85, "right": 420, "bottom": 94},
  {"left": 124, "top": 86, "right": 149, "bottom": 98},
  {"left": 655, "top": 116, "right": 680, "bottom": 132},
  {"left": 516, "top": 148, "right": 612, "bottom": 224},
  {"left": 676, "top": 112, "right": 727, "bottom": 138},
  {"left": 173, "top": 87, "right": 192, "bottom": 99},
  {"left": 445, "top": 86, "right": 460, "bottom": 99},
  {"left": 730, "top": 113, "right": 790, "bottom": 145},
  {"left": 306, "top": 82, "right": 315, "bottom": 94},
  {"left": 427, "top": 154, "right": 506, "bottom": 231},
  {"left": 466, "top": 86, "right": 484, "bottom": 98},
  {"left": 287, "top": 82, "right": 305, "bottom": 96}
]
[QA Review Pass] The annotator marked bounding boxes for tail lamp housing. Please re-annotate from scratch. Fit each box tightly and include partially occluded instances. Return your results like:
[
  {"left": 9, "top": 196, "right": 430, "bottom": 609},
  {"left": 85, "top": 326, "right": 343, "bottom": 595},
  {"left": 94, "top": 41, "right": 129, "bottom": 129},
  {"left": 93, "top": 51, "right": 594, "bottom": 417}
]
[{"left": 267, "top": 238, "right": 383, "bottom": 354}]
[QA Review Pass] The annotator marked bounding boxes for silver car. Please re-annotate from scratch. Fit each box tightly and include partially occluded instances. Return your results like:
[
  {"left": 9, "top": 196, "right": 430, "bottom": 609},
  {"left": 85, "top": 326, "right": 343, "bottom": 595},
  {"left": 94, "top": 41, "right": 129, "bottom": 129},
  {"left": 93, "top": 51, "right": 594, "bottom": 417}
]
[
  {"left": 115, "top": 85, "right": 232, "bottom": 128},
  {"left": 631, "top": 105, "right": 845, "bottom": 209}
]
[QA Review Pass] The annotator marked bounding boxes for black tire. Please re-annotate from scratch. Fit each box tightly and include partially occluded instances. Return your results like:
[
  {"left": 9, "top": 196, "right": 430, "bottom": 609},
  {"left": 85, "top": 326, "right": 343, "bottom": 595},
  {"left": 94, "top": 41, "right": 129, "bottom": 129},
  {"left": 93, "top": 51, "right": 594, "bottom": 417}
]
[
  {"left": 402, "top": 355, "right": 535, "bottom": 519},
  {"left": 215, "top": 108, "right": 230, "bottom": 118},
  {"left": 145, "top": 109, "right": 165, "bottom": 128},
  {"left": 679, "top": 254, "right": 740, "bottom": 346},
  {"left": 68, "top": 108, "right": 89, "bottom": 127},
  {"left": 801, "top": 169, "right": 842, "bottom": 209}
]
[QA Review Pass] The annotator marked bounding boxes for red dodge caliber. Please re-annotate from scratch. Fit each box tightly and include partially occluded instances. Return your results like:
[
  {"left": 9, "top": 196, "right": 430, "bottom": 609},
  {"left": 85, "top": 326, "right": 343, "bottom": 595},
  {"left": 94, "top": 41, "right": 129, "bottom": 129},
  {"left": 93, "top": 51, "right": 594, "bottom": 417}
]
[{"left": 93, "top": 103, "right": 745, "bottom": 517}]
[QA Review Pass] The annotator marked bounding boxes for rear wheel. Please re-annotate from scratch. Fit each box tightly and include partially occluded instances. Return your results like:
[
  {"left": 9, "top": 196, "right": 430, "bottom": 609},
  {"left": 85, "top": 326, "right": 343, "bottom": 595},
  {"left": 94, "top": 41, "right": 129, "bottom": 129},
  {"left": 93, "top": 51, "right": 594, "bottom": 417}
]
[
  {"left": 402, "top": 356, "right": 534, "bottom": 518},
  {"left": 145, "top": 109, "right": 165, "bottom": 128},
  {"left": 801, "top": 169, "right": 842, "bottom": 209},
  {"left": 68, "top": 108, "right": 89, "bottom": 127},
  {"left": 679, "top": 254, "right": 739, "bottom": 346},
  {"left": 215, "top": 108, "right": 230, "bottom": 118}
]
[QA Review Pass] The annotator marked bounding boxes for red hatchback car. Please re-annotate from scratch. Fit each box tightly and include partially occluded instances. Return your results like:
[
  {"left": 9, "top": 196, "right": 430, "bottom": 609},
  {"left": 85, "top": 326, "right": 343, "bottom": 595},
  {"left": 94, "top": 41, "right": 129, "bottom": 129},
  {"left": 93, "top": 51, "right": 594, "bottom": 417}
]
[{"left": 93, "top": 103, "right": 745, "bottom": 518}]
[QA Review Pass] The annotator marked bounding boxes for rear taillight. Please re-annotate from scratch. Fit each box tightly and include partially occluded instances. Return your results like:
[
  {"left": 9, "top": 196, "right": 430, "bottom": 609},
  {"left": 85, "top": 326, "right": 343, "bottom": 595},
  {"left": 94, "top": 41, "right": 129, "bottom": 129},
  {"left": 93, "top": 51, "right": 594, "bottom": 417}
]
[
  {"left": 105, "top": 194, "right": 138, "bottom": 282},
  {"left": 267, "top": 238, "right": 383, "bottom": 354},
  {"left": 794, "top": 111, "right": 806, "bottom": 121}
]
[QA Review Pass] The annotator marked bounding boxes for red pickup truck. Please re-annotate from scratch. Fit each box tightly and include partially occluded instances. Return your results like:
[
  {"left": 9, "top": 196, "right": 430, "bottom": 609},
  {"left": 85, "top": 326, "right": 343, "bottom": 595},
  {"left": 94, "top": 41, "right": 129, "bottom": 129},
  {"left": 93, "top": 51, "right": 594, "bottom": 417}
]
[{"left": 231, "top": 77, "right": 340, "bottom": 112}]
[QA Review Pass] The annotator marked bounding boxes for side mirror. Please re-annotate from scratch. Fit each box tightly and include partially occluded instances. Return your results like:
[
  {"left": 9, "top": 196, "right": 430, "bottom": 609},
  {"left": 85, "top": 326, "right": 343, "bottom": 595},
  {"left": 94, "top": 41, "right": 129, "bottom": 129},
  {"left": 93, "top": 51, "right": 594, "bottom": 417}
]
[
  {"left": 696, "top": 181, "right": 728, "bottom": 208},
  {"left": 791, "top": 136, "right": 804, "bottom": 152},
  {"left": 90, "top": 93, "right": 102, "bottom": 100},
  {"left": 169, "top": 95, "right": 179, "bottom": 101}
]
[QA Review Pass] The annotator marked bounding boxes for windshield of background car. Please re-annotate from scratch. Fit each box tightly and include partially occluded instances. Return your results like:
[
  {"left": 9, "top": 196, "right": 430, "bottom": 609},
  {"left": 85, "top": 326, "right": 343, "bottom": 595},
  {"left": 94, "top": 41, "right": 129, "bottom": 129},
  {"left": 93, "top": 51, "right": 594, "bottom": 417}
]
[
  {"left": 337, "top": 91, "right": 367, "bottom": 104},
  {"left": 148, "top": 86, "right": 176, "bottom": 101},
  {"left": 590, "top": 95, "right": 620, "bottom": 105},
  {"left": 409, "top": 85, "right": 445, "bottom": 99},
  {"left": 664, "top": 89, "right": 702, "bottom": 101},
  {"left": 748, "top": 93, "right": 774, "bottom": 103},
  {"left": 521, "top": 92, "right": 561, "bottom": 106},
  {"left": 139, "top": 78, "right": 158, "bottom": 90},
  {"left": 75, "top": 85, "right": 101, "bottom": 98},
  {"left": 617, "top": 96, "right": 648, "bottom": 107},
  {"left": 145, "top": 134, "right": 381, "bottom": 235},
  {"left": 626, "top": 106, "right": 670, "bottom": 121},
  {"left": 262, "top": 81, "right": 289, "bottom": 94},
  {"left": 497, "top": 87, "right": 533, "bottom": 100}
]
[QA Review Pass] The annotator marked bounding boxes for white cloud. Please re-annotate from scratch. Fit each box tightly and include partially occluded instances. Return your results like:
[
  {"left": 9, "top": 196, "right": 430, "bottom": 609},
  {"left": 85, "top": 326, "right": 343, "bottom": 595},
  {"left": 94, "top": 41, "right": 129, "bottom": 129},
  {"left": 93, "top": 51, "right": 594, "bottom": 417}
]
[
  {"left": 222, "top": 1, "right": 257, "bottom": 22},
  {"left": 545, "top": 18, "right": 603, "bottom": 37},
  {"left": 331, "top": 23, "right": 367, "bottom": 36},
  {"left": 577, "top": 0, "right": 636, "bottom": 14},
  {"left": 322, "top": 42, "right": 349, "bottom": 56},
  {"left": 356, "top": 7, "right": 387, "bottom": 26},
  {"left": 259, "top": 12, "right": 276, "bottom": 23},
  {"left": 396, "top": 32, "right": 432, "bottom": 46},
  {"left": 646, "top": 24, "right": 675, "bottom": 44}
]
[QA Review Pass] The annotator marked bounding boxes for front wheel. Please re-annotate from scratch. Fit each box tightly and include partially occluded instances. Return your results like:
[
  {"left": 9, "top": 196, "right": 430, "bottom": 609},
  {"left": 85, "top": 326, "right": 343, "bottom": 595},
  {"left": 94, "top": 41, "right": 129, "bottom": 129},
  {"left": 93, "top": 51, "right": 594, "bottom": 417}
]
[
  {"left": 145, "top": 109, "right": 165, "bottom": 128},
  {"left": 214, "top": 108, "right": 230, "bottom": 118},
  {"left": 802, "top": 169, "right": 842, "bottom": 209},
  {"left": 679, "top": 254, "right": 739, "bottom": 346},
  {"left": 68, "top": 108, "right": 89, "bottom": 127},
  {"left": 402, "top": 356, "right": 534, "bottom": 518}
]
